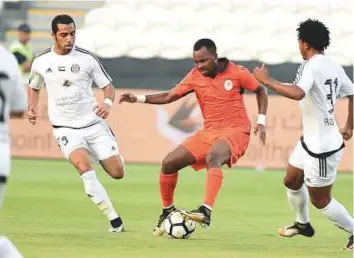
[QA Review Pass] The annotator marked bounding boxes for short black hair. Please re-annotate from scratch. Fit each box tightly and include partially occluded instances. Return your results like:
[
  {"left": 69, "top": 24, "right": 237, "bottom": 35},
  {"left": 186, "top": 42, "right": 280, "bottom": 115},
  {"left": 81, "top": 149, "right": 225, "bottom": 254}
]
[
  {"left": 297, "top": 19, "right": 330, "bottom": 51},
  {"left": 52, "top": 14, "right": 76, "bottom": 34},
  {"left": 193, "top": 38, "right": 217, "bottom": 54}
]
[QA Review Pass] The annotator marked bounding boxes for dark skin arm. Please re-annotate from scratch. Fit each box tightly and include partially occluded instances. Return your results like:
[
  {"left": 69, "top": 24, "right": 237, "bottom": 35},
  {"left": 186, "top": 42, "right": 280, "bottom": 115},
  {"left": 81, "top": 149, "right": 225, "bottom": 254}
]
[
  {"left": 253, "top": 85, "right": 268, "bottom": 145},
  {"left": 119, "top": 90, "right": 187, "bottom": 104},
  {"left": 253, "top": 64, "right": 305, "bottom": 101},
  {"left": 340, "top": 95, "right": 353, "bottom": 141}
]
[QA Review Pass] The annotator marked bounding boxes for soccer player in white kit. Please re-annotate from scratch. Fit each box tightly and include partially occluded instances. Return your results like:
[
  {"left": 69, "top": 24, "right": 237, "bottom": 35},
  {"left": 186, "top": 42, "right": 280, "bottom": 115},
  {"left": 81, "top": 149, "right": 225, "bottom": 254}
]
[
  {"left": 27, "top": 15, "right": 125, "bottom": 232},
  {"left": 253, "top": 19, "right": 353, "bottom": 250},
  {"left": 0, "top": 45, "right": 27, "bottom": 257}
]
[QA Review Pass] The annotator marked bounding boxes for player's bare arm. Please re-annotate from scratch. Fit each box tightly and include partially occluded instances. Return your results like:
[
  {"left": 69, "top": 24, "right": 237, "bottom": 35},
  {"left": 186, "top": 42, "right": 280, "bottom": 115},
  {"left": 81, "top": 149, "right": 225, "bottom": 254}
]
[
  {"left": 253, "top": 85, "right": 268, "bottom": 145},
  {"left": 119, "top": 90, "right": 184, "bottom": 105},
  {"left": 27, "top": 70, "right": 44, "bottom": 125},
  {"left": 340, "top": 95, "right": 353, "bottom": 141},
  {"left": 253, "top": 64, "right": 305, "bottom": 101},
  {"left": 94, "top": 83, "right": 115, "bottom": 119},
  {"left": 27, "top": 87, "right": 40, "bottom": 125}
]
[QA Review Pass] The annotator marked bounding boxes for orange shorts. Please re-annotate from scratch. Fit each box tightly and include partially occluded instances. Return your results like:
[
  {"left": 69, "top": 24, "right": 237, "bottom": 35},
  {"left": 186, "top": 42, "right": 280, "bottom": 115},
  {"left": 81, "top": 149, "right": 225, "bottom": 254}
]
[{"left": 181, "top": 128, "right": 250, "bottom": 171}]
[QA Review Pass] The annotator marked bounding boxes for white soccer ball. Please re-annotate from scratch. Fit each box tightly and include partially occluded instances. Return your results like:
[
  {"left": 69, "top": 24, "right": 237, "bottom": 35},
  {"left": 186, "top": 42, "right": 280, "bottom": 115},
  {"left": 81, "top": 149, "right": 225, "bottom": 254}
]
[{"left": 164, "top": 210, "right": 196, "bottom": 239}]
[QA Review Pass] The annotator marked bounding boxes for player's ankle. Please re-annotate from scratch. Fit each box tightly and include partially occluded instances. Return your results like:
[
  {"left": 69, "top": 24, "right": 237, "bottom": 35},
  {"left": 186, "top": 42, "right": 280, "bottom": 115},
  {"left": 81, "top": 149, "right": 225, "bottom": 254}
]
[
  {"left": 110, "top": 217, "right": 123, "bottom": 228},
  {"left": 162, "top": 204, "right": 175, "bottom": 214},
  {"left": 201, "top": 204, "right": 212, "bottom": 214}
]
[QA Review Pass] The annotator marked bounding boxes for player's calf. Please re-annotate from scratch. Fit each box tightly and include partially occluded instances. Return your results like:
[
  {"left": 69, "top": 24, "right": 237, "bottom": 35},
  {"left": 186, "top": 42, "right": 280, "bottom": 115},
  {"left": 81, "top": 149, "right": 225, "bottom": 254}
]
[{"left": 100, "top": 155, "right": 125, "bottom": 179}]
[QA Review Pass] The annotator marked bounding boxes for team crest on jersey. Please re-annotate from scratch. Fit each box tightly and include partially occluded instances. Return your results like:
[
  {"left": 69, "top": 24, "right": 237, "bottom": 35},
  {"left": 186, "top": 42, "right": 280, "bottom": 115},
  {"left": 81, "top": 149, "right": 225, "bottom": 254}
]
[
  {"left": 224, "top": 79, "right": 233, "bottom": 91},
  {"left": 71, "top": 64, "right": 80, "bottom": 73}
]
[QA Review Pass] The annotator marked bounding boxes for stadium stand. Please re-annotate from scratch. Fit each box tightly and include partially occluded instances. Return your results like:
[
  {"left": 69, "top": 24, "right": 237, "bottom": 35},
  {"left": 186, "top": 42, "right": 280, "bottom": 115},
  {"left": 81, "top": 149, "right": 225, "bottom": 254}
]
[
  {"left": 74, "top": 0, "right": 354, "bottom": 65},
  {"left": 1, "top": 0, "right": 352, "bottom": 89}
]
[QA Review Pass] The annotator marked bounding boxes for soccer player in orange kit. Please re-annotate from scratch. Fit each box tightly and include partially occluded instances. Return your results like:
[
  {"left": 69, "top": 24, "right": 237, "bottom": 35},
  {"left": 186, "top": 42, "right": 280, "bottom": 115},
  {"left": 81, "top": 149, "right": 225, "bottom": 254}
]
[{"left": 119, "top": 39, "right": 268, "bottom": 235}]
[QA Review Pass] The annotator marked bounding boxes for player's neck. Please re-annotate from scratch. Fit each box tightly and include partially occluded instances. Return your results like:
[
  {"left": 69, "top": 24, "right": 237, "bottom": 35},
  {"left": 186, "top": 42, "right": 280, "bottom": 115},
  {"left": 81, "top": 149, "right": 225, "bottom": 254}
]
[
  {"left": 305, "top": 50, "right": 324, "bottom": 60},
  {"left": 53, "top": 45, "right": 71, "bottom": 55},
  {"left": 208, "top": 65, "right": 220, "bottom": 78}
]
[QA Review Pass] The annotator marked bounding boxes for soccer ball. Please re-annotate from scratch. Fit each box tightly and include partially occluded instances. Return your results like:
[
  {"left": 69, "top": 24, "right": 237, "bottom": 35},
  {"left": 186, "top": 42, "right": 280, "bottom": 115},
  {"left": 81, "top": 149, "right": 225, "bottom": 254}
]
[{"left": 164, "top": 210, "right": 196, "bottom": 239}]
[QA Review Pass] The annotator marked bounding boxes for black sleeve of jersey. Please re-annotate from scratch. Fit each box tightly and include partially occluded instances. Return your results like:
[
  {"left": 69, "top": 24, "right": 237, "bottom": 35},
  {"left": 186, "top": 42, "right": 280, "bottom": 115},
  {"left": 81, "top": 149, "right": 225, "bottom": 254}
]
[{"left": 12, "top": 51, "right": 27, "bottom": 65}]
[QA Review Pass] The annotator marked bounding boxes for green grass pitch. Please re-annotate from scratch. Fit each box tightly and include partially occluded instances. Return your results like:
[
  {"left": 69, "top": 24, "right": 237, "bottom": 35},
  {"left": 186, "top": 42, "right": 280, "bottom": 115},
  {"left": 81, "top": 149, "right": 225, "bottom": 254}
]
[{"left": 0, "top": 159, "right": 352, "bottom": 258}]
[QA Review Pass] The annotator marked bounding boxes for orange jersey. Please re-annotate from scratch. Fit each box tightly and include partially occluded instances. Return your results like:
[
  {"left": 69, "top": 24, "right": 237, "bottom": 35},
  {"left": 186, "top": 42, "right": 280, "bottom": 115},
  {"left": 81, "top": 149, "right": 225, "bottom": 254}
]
[{"left": 172, "top": 58, "right": 258, "bottom": 133}]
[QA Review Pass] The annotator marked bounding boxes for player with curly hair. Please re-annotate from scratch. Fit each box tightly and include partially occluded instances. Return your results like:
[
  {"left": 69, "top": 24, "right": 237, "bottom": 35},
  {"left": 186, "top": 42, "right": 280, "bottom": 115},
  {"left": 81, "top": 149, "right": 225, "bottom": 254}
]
[{"left": 253, "top": 19, "right": 353, "bottom": 250}]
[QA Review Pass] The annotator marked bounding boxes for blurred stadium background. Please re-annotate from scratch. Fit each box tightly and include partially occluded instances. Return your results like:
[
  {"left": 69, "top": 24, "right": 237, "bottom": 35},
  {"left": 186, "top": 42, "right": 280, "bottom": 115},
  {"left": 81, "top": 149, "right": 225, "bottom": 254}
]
[{"left": 0, "top": 1, "right": 353, "bottom": 257}]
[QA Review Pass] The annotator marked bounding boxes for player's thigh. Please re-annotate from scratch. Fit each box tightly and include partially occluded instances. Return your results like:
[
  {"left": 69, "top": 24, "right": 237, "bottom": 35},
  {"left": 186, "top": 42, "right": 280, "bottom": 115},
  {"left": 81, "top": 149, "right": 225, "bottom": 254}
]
[
  {"left": 218, "top": 129, "right": 250, "bottom": 168},
  {"left": 307, "top": 184, "right": 333, "bottom": 209},
  {"left": 87, "top": 122, "right": 120, "bottom": 162},
  {"left": 206, "top": 140, "right": 231, "bottom": 168},
  {"left": 53, "top": 127, "right": 88, "bottom": 160},
  {"left": 68, "top": 148, "right": 93, "bottom": 175},
  {"left": 303, "top": 149, "right": 343, "bottom": 188},
  {"left": 162, "top": 145, "right": 197, "bottom": 173},
  {"left": 100, "top": 155, "right": 125, "bottom": 179},
  {"left": 285, "top": 141, "right": 305, "bottom": 189}
]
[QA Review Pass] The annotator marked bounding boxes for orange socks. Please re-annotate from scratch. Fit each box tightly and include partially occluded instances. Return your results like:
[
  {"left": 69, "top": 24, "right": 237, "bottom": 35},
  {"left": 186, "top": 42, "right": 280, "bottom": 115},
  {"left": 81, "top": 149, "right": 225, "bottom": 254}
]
[
  {"left": 204, "top": 168, "right": 223, "bottom": 209},
  {"left": 160, "top": 172, "right": 178, "bottom": 208}
]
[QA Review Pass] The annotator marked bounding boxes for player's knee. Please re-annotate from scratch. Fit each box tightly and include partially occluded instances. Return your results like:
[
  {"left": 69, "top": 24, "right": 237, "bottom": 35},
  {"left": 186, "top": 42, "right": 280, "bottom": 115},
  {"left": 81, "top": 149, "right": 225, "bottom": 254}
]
[
  {"left": 110, "top": 165, "right": 125, "bottom": 179},
  {"left": 161, "top": 155, "right": 178, "bottom": 173},
  {"left": 310, "top": 194, "right": 331, "bottom": 209},
  {"left": 206, "top": 151, "right": 222, "bottom": 168},
  {"left": 73, "top": 161, "right": 92, "bottom": 174},
  {"left": 283, "top": 176, "right": 302, "bottom": 190}
]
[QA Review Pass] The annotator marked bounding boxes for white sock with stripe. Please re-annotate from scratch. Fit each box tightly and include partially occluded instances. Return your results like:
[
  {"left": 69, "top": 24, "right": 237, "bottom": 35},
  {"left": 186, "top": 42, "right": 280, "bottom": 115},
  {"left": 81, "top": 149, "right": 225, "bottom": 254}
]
[
  {"left": 286, "top": 185, "right": 310, "bottom": 224},
  {"left": 320, "top": 198, "right": 354, "bottom": 235},
  {"left": 81, "top": 170, "right": 119, "bottom": 222}
]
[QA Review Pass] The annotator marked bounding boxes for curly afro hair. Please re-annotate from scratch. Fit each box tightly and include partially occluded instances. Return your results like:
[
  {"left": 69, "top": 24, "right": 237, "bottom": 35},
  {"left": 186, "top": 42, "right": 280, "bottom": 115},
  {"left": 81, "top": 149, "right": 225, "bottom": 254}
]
[{"left": 297, "top": 19, "right": 330, "bottom": 51}]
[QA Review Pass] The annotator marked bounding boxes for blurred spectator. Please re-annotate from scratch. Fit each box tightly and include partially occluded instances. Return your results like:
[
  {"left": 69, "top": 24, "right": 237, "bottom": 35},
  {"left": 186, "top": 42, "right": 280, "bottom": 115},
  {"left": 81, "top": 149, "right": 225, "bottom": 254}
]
[{"left": 8, "top": 23, "right": 33, "bottom": 77}]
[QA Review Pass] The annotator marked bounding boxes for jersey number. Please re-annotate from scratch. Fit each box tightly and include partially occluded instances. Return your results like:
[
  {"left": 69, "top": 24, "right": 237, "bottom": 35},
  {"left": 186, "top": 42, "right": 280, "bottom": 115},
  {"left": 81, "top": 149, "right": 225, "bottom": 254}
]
[
  {"left": 324, "top": 78, "right": 338, "bottom": 114},
  {"left": 0, "top": 72, "right": 9, "bottom": 123}
]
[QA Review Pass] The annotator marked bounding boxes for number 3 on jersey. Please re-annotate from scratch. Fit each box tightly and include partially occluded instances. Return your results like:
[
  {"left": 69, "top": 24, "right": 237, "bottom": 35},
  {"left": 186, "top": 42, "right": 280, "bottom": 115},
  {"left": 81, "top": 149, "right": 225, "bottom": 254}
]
[{"left": 324, "top": 78, "right": 338, "bottom": 114}]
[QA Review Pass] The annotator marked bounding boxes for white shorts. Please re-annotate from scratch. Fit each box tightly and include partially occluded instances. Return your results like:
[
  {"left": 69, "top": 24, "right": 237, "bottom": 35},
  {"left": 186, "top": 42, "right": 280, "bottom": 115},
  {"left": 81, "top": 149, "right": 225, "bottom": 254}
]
[
  {"left": 53, "top": 121, "right": 120, "bottom": 162},
  {"left": 288, "top": 141, "right": 343, "bottom": 187},
  {"left": 0, "top": 143, "right": 10, "bottom": 178}
]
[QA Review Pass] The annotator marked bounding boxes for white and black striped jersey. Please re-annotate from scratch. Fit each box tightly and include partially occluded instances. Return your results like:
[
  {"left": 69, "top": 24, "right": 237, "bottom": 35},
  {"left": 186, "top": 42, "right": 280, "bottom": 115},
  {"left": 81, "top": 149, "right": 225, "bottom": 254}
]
[
  {"left": 294, "top": 54, "right": 353, "bottom": 155},
  {"left": 28, "top": 46, "right": 112, "bottom": 128},
  {"left": 0, "top": 45, "right": 27, "bottom": 143}
]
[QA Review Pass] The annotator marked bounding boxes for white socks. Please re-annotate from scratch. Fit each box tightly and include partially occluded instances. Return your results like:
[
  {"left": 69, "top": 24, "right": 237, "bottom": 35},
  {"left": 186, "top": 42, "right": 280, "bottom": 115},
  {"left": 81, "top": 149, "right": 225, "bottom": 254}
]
[
  {"left": 286, "top": 185, "right": 310, "bottom": 224},
  {"left": 0, "top": 183, "right": 6, "bottom": 210},
  {"left": 81, "top": 170, "right": 119, "bottom": 221},
  {"left": 320, "top": 198, "right": 354, "bottom": 235},
  {"left": 0, "top": 236, "right": 23, "bottom": 258}
]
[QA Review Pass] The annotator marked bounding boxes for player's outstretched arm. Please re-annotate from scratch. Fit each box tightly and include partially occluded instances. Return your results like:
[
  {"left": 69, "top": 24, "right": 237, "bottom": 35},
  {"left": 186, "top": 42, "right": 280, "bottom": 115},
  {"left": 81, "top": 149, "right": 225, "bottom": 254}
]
[
  {"left": 340, "top": 95, "right": 353, "bottom": 141},
  {"left": 119, "top": 90, "right": 183, "bottom": 105},
  {"left": 253, "top": 64, "right": 305, "bottom": 101},
  {"left": 253, "top": 85, "right": 268, "bottom": 145}
]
